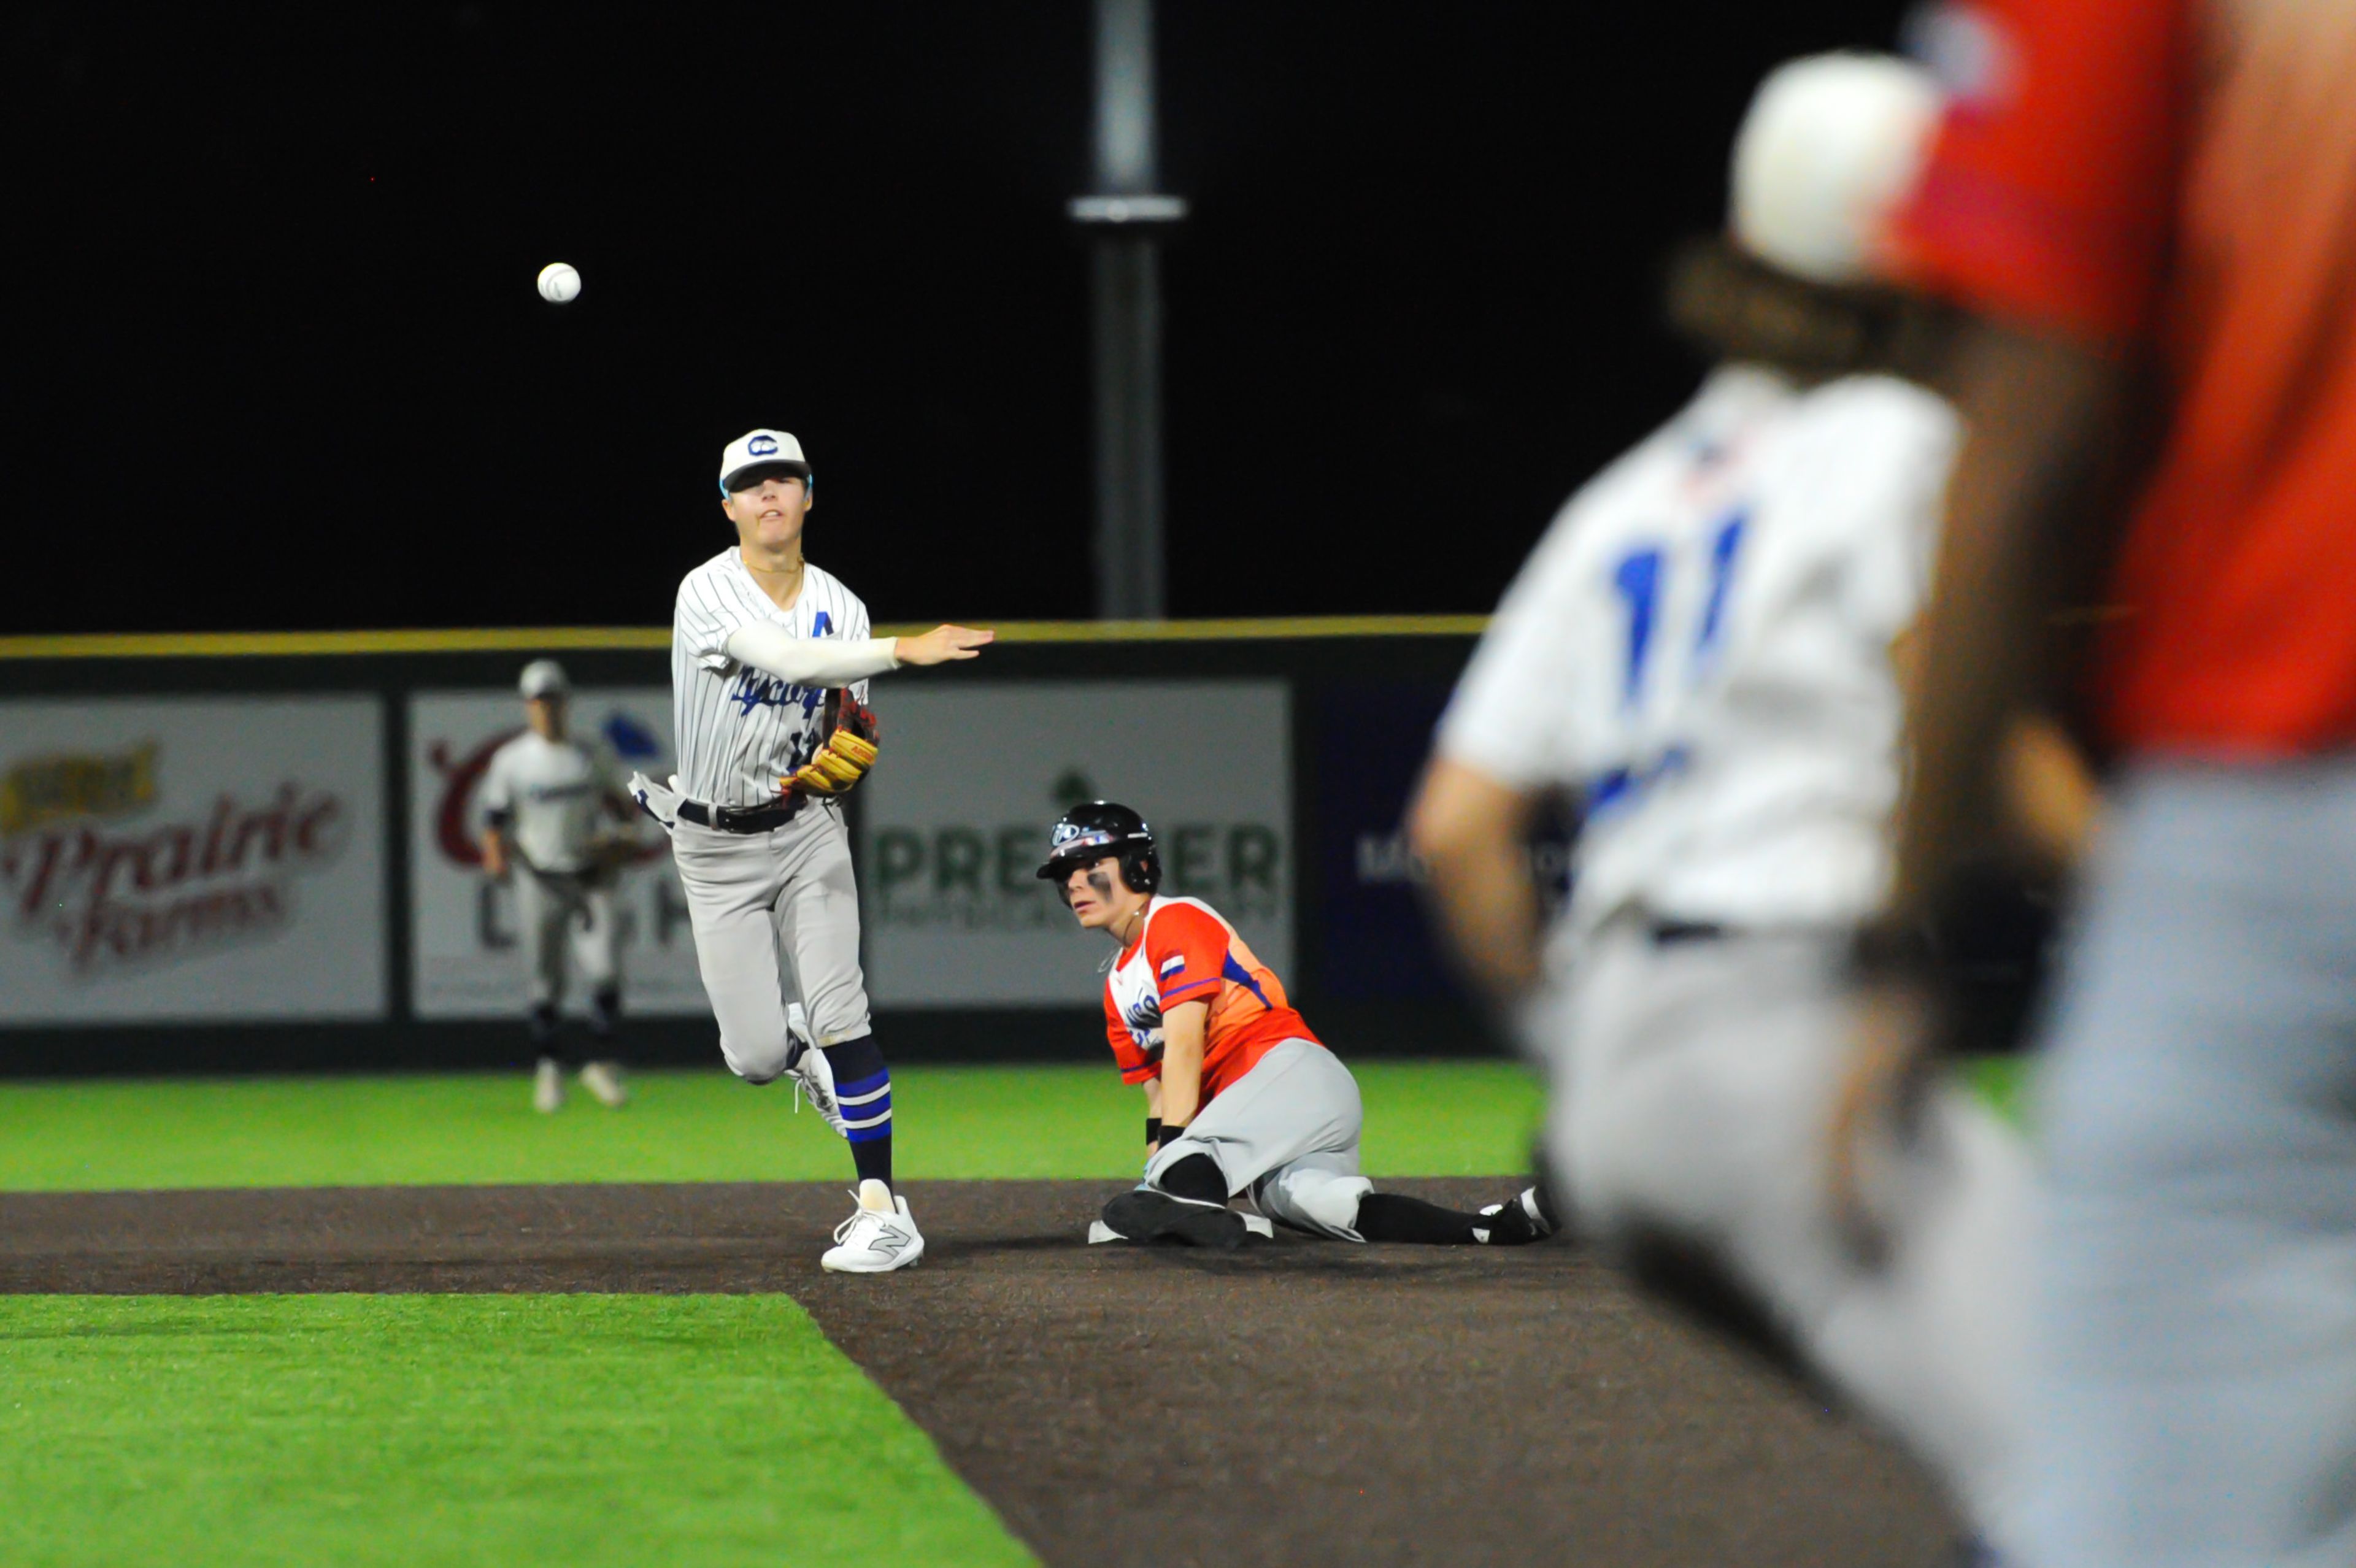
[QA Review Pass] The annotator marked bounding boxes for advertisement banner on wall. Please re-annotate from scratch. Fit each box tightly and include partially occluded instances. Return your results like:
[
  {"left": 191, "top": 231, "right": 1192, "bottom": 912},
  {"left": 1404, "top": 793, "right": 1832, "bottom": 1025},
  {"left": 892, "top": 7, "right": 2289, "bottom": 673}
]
[
  {"left": 409, "top": 688, "right": 710, "bottom": 1019},
  {"left": 860, "top": 681, "right": 1291, "bottom": 1007},
  {"left": 1314, "top": 681, "right": 1574, "bottom": 1001},
  {"left": 1314, "top": 681, "right": 1461, "bottom": 1001},
  {"left": 0, "top": 696, "right": 387, "bottom": 1022}
]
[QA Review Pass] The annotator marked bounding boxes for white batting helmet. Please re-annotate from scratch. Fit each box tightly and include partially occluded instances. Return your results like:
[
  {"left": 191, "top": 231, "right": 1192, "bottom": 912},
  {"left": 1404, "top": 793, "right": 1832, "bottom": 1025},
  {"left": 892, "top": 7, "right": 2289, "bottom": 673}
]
[{"left": 1729, "top": 53, "right": 1943, "bottom": 287}]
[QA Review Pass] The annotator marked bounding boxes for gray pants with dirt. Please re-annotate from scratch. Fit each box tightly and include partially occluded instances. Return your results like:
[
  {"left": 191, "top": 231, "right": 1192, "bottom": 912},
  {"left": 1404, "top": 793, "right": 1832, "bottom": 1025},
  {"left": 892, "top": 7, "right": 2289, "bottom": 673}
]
[{"left": 1144, "top": 1040, "right": 1377, "bottom": 1240}]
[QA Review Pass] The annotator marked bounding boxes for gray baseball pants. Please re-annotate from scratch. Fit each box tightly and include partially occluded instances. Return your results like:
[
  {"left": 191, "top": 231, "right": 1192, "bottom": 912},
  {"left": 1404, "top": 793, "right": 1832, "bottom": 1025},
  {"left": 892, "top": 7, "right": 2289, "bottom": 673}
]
[
  {"left": 2019, "top": 758, "right": 2356, "bottom": 1568},
  {"left": 1546, "top": 915, "right": 2032, "bottom": 1542},
  {"left": 513, "top": 872, "right": 617, "bottom": 1009},
  {"left": 669, "top": 801, "right": 872, "bottom": 1081},
  {"left": 1144, "top": 1039, "right": 1375, "bottom": 1240}
]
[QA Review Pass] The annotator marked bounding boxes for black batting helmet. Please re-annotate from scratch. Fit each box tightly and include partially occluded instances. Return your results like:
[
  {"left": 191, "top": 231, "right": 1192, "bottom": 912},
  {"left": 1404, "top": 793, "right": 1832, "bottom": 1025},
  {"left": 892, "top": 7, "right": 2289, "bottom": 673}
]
[{"left": 1036, "top": 801, "right": 1161, "bottom": 896}]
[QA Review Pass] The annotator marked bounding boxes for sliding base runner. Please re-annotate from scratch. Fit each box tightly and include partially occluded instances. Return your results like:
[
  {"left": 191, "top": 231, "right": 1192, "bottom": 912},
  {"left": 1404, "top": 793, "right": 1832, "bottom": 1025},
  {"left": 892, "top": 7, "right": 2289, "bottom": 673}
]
[
  {"left": 1037, "top": 801, "right": 1557, "bottom": 1250},
  {"left": 633, "top": 427, "right": 992, "bottom": 1272}
]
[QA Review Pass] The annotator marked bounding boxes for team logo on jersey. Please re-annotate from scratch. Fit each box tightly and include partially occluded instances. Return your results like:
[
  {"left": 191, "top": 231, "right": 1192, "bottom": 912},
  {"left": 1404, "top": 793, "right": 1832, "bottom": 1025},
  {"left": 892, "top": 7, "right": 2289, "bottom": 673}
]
[
  {"left": 730, "top": 674, "right": 822, "bottom": 720},
  {"left": 747, "top": 434, "right": 780, "bottom": 456},
  {"left": 1122, "top": 991, "right": 1165, "bottom": 1045}
]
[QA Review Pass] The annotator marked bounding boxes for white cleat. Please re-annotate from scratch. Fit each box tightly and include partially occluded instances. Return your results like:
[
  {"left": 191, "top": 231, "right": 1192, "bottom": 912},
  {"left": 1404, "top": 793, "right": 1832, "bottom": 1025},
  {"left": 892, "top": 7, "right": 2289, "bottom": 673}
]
[
  {"left": 533, "top": 1056, "right": 564, "bottom": 1114},
  {"left": 822, "top": 1186, "right": 924, "bottom": 1274},
  {"left": 579, "top": 1061, "right": 628, "bottom": 1109},
  {"left": 783, "top": 1004, "right": 848, "bottom": 1137}
]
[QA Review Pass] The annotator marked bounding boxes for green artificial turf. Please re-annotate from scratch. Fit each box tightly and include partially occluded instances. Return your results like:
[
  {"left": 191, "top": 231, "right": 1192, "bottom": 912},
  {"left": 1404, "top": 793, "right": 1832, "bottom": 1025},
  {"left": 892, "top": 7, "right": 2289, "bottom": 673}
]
[
  {"left": 0, "top": 1061, "right": 1543, "bottom": 1192},
  {"left": 0, "top": 1293, "right": 1033, "bottom": 1568},
  {"left": 1959, "top": 1053, "right": 2028, "bottom": 1128}
]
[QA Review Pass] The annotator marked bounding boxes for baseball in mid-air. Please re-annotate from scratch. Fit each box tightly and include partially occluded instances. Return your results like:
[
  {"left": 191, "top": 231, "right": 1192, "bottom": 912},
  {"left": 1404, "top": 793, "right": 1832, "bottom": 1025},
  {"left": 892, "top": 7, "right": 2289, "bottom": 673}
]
[{"left": 536, "top": 262, "right": 581, "bottom": 304}]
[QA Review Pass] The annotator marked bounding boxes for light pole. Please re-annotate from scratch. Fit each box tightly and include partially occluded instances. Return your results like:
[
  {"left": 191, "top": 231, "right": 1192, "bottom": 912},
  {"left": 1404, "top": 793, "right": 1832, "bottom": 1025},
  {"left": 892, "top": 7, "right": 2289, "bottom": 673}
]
[{"left": 1070, "top": 0, "right": 1184, "bottom": 620}]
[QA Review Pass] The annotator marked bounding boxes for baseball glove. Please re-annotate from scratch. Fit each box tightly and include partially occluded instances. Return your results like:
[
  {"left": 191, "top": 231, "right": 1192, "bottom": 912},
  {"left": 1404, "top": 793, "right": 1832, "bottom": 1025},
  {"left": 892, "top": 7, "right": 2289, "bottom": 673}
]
[{"left": 785, "top": 690, "right": 881, "bottom": 797}]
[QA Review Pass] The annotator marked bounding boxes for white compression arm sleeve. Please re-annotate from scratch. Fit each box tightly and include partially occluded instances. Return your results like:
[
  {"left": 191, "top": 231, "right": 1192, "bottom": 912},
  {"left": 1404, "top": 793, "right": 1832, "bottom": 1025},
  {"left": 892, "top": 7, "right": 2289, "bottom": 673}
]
[{"left": 724, "top": 623, "right": 901, "bottom": 685}]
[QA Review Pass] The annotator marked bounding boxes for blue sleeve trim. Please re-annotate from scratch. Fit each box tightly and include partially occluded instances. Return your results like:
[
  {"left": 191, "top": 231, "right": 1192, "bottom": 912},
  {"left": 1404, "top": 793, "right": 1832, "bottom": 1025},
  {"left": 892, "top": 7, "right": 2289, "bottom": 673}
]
[{"left": 1219, "top": 954, "right": 1271, "bottom": 1009}]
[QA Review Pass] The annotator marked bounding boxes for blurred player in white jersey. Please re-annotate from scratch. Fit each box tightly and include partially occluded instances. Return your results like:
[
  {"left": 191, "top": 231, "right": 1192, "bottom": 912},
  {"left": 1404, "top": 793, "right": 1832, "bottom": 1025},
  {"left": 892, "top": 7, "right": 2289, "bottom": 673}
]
[
  {"left": 1409, "top": 56, "right": 2035, "bottom": 1545},
  {"left": 480, "top": 659, "right": 637, "bottom": 1112},
  {"left": 630, "top": 428, "right": 990, "bottom": 1272}
]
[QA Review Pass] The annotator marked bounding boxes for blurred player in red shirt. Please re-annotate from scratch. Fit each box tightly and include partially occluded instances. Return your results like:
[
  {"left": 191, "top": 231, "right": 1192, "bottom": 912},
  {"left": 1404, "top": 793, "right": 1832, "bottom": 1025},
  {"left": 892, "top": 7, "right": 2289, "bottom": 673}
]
[
  {"left": 1035, "top": 802, "right": 1552, "bottom": 1250},
  {"left": 1843, "top": 1, "right": 2356, "bottom": 1561}
]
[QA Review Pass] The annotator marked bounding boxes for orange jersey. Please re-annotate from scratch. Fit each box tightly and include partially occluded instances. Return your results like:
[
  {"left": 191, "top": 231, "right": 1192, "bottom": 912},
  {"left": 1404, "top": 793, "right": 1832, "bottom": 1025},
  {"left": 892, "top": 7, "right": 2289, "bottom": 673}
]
[
  {"left": 1896, "top": 0, "right": 2356, "bottom": 753},
  {"left": 1101, "top": 896, "right": 1322, "bottom": 1103}
]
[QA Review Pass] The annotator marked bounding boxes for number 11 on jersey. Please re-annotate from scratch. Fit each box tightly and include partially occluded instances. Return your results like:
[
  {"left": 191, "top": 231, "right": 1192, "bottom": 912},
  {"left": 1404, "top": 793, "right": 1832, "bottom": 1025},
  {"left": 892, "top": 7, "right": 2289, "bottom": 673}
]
[{"left": 1610, "top": 510, "right": 1747, "bottom": 710}]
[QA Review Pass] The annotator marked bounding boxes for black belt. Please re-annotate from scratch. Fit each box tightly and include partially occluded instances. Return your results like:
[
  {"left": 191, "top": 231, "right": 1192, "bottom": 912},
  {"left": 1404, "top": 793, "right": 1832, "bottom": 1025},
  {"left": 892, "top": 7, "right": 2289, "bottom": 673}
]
[
  {"left": 1647, "top": 918, "right": 1727, "bottom": 947},
  {"left": 677, "top": 796, "right": 805, "bottom": 834}
]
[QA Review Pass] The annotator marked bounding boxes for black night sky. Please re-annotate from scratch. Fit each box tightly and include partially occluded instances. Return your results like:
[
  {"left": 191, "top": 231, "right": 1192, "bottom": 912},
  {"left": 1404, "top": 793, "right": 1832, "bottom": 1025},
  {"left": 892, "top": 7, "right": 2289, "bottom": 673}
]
[{"left": 11, "top": 2, "right": 1904, "bottom": 635}]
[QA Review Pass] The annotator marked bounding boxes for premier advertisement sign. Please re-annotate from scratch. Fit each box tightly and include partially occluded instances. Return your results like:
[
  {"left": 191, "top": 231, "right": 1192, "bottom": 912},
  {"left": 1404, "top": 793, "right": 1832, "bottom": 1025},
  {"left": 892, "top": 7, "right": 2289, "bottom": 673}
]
[
  {"left": 0, "top": 696, "right": 387, "bottom": 1022},
  {"left": 858, "top": 681, "right": 1292, "bottom": 1006}
]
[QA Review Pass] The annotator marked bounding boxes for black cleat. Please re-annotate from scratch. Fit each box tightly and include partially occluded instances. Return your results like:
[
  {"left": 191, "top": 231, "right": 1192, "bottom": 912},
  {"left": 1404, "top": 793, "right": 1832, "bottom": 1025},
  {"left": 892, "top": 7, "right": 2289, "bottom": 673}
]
[
  {"left": 1102, "top": 1189, "right": 1251, "bottom": 1251},
  {"left": 1474, "top": 1186, "right": 1558, "bottom": 1246}
]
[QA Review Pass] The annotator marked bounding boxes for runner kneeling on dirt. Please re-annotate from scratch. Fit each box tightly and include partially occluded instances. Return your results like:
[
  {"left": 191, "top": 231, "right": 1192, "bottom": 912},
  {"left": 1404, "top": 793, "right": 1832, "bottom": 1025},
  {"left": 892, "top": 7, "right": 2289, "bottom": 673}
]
[{"left": 1039, "top": 801, "right": 1557, "bottom": 1250}]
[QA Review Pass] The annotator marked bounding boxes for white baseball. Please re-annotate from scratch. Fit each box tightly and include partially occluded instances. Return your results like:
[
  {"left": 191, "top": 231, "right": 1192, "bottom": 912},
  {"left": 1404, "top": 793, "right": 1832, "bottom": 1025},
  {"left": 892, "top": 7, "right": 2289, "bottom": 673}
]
[{"left": 536, "top": 262, "right": 582, "bottom": 304}]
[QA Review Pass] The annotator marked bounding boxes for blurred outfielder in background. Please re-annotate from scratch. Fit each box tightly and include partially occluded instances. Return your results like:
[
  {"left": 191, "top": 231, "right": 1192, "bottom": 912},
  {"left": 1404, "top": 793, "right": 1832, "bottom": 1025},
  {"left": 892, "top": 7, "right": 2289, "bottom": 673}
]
[{"left": 477, "top": 659, "right": 637, "bottom": 1112}]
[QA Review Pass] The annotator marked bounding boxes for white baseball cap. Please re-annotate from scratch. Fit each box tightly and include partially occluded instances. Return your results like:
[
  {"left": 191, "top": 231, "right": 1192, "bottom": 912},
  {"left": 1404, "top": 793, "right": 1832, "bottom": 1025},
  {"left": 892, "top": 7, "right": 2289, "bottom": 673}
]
[
  {"left": 718, "top": 429, "right": 812, "bottom": 495},
  {"left": 519, "top": 659, "right": 570, "bottom": 700},
  {"left": 1730, "top": 53, "right": 1943, "bottom": 286}
]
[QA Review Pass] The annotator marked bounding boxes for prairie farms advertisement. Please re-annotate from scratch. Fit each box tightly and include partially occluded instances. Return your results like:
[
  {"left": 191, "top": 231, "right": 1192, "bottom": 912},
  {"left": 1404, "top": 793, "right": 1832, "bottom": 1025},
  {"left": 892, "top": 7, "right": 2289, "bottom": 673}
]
[{"left": 0, "top": 696, "right": 387, "bottom": 1021}]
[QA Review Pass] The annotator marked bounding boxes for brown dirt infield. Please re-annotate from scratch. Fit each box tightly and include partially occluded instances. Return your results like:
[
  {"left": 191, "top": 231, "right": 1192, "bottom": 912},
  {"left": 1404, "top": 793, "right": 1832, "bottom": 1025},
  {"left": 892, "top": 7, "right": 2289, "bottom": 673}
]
[{"left": 0, "top": 1178, "right": 1955, "bottom": 1566}]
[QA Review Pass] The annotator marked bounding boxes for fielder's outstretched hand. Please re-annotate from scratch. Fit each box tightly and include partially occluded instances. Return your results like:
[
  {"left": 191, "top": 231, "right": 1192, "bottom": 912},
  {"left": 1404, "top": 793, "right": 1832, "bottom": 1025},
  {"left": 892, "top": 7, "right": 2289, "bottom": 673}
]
[{"left": 894, "top": 625, "right": 994, "bottom": 666}]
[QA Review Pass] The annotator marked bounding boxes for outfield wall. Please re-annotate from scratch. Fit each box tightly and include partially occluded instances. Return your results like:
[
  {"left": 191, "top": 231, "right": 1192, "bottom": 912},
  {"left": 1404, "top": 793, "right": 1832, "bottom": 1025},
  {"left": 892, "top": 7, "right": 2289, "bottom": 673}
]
[{"left": 0, "top": 621, "right": 1536, "bottom": 1075}]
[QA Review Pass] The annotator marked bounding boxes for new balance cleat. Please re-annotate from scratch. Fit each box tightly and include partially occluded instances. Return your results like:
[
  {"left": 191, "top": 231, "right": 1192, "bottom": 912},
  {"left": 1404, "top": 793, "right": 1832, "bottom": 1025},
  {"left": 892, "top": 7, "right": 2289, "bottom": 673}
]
[{"left": 822, "top": 1188, "right": 924, "bottom": 1274}]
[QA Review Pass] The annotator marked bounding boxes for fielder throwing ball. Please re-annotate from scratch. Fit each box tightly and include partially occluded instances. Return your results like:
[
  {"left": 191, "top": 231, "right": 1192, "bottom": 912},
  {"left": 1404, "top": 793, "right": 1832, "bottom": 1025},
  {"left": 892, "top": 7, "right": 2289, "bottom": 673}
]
[
  {"left": 479, "top": 658, "right": 634, "bottom": 1113},
  {"left": 633, "top": 428, "right": 991, "bottom": 1273},
  {"left": 1038, "top": 802, "right": 1551, "bottom": 1250}
]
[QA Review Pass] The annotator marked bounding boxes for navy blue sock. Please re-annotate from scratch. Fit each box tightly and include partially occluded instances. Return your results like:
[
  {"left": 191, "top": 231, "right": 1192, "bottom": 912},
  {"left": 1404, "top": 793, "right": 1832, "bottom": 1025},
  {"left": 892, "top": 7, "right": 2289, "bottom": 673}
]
[
  {"left": 588, "top": 985, "right": 620, "bottom": 1040},
  {"left": 528, "top": 1003, "right": 570, "bottom": 1067},
  {"left": 822, "top": 1035, "right": 893, "bottom": 1190}
]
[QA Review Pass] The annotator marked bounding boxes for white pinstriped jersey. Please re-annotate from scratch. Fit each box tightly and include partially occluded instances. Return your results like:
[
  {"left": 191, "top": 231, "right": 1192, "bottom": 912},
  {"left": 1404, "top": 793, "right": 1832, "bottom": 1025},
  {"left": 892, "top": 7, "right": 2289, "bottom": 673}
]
[
  {"left": 1439, "top": 366, "right": 1957, "bottom": 939},
  {"left": 670, "top": 551, "right": 874, "bottom": 807},
  {"left": 479, "top": 731, "right": 626, "bottom": 874}
]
